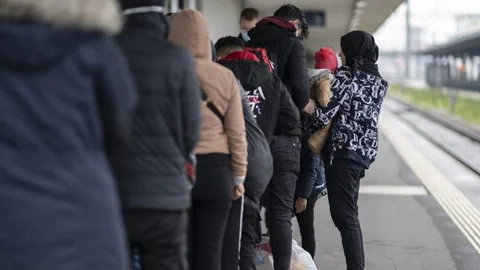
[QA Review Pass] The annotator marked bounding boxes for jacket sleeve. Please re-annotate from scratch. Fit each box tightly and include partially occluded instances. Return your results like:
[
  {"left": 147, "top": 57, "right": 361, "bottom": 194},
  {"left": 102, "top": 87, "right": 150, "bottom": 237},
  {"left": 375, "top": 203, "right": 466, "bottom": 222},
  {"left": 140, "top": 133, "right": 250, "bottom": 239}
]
[
  {"left": 285, "top": 39, "right": 310, "bottom": 110},
  {"left": 296, "top": 146, "right": 321, "bottom": 199},
  {"left": 95, "top": 38, "right": 137, "bottom": 145},
  {"left": 278, "top": 77, "right": 300, "bottom": 125},
  {"left": 224, "top": 74, "right": 248, "bottom": 183},
  {"left": 179, "top": 52, "right": 202, "bottom": 158},
  {"left": 308, "top": 75, "right": 352, "bottom": 132}
]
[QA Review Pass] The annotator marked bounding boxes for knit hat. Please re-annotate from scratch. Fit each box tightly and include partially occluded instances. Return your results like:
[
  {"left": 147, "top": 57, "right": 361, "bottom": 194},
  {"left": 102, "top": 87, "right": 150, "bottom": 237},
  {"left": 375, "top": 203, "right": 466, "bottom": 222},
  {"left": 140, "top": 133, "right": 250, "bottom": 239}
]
[
  {"left": 314, "top": 47, "right": 338, "bottom": 73},
  {"left": 120, "top": 0, "right": 166, "bottom": 10}
]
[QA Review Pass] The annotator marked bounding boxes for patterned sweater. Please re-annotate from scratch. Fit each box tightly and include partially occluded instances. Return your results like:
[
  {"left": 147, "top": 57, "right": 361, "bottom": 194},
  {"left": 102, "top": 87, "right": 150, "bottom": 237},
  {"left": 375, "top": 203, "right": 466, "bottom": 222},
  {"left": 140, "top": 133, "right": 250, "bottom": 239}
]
[{"left": 306, "top": 66, "right": 389, "bottom": 169}]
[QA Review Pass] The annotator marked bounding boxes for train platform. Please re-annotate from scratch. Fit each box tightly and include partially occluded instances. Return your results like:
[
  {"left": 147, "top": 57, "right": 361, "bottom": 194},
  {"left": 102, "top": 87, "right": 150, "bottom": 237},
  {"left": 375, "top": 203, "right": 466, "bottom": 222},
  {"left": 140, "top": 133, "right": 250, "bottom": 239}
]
[{"left": 294, "top": 99, "right": 480, "bottom": 270}]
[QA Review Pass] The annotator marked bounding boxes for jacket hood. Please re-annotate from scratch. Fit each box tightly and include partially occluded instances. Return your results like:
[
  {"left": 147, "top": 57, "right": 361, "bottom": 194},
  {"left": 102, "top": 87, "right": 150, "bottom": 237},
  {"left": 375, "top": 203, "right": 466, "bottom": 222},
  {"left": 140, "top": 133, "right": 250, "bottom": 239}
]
[
  {"left": 0, "top": 0, "right": 122, "bottom": 70},
  {"left": 219, "top": 59, "right": 271, "bottom": 90},
  {"left": 248, "top": 16, "right": 297, "bottom": 44},
  {"left": 0, "top": 0, "right": 122, "bottom": 35},
  {"left": 0, "top": 23, "right": 95, "bottom": 70},
  {"left": 256, "top": 16, "right": 297, "bottom": 33},
  {"left": 168, "top": 9, "right": 211, "bottom": 61}
]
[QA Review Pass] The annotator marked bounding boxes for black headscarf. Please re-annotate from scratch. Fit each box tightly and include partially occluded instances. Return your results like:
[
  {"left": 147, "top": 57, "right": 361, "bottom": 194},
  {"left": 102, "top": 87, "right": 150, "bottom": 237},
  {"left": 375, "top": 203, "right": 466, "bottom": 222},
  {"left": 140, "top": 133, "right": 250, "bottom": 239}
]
[{"left": 340, "top": 30, "right": 381, "bottom": 78}]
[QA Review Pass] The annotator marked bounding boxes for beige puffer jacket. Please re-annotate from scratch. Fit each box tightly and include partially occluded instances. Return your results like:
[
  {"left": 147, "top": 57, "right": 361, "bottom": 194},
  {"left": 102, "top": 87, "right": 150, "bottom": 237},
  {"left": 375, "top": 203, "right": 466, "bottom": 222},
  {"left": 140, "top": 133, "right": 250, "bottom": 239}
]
[{"left": 169, "top": 9, "right": 248, "bottom": 180}]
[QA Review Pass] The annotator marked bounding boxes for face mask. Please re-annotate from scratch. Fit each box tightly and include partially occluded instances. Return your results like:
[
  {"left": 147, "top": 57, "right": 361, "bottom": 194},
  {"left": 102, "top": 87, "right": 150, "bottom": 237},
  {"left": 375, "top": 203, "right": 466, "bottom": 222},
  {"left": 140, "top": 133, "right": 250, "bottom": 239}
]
[
  {"left": 337, "top": 54, "right": 343, "bottom": 68},
  {"left": 294, "top": 24, "right": 300, "bottom": 37},
  {"left": 241, "top": 31, "right": 250, "bottom": 42}
]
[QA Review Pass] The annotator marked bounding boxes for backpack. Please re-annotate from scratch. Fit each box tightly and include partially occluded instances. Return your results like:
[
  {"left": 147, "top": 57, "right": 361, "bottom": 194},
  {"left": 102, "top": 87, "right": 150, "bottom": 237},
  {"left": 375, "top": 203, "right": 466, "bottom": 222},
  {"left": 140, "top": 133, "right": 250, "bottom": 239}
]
[
  {"left": 244, "top": 46, "right": 277, "bottom": 74},
  {"left": 238, "top": 82, "right": 273, "bottom": 208}
]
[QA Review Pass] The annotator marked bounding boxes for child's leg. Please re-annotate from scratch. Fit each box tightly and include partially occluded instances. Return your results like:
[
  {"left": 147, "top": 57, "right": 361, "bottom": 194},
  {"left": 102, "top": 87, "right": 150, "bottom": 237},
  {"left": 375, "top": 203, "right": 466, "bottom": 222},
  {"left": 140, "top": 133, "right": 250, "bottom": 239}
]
[{"left": 295, "top": 194, "right": 320, "bottom": 259}]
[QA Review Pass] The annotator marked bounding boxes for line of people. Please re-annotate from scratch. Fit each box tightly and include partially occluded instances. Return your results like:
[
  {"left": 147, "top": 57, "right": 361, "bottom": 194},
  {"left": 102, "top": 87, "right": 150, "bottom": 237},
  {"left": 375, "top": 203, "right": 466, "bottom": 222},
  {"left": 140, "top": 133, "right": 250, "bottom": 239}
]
[{"left": 0, "top": 1, "right": 388, "bottom": 270}]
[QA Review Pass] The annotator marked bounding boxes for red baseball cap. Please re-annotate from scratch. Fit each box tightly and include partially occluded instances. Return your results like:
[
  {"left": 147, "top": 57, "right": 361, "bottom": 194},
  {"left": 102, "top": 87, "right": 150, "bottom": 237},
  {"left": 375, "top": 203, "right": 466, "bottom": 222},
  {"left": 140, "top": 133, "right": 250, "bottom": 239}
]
[{"left": 314, "top": 47, "right": 338, "bottom": 73}]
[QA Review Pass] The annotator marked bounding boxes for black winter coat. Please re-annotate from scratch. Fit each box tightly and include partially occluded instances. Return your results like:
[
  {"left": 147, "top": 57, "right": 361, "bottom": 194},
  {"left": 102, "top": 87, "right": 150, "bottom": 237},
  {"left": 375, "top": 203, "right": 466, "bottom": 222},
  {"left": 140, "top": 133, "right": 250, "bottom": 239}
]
[
  {"left": 219, "top": 59, "right": 301, "bottom": 140},
  {"left": 0, "top": 3, "right": 135, "bottom": 269},
  {"left": 247, "top": 17, "right": 310, "bottom": 111},
  {"left": 111, "top": 13, "right": 202, "bottom": 211}
]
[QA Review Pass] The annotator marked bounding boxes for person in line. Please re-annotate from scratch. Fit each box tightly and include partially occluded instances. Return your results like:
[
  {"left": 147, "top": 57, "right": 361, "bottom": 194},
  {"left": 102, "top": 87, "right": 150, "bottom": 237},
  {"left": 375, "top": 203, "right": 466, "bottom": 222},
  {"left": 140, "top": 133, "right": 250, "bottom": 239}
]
[
  {"left": 306, "top": 31, "right": 389, "bottom": 270},
  {"left": 215, "top": 36, "right": 300, "bottom": 270},
  {"left": 238, "top": 8, "right": 260, "bottom": 43},
  {"left": 247, "top": 4, "right": 312, "bottom": 112},
  {"left": 169, "top": 10, "right": 248, "bottom": 270},
  {"left": 293, "top": 47, "right": 340, "bottom": 260},
  {"left": 246, "top": 4, "right": 313, "bottom": 269},
  {"left": 0, "top": 0, "right": 136, "bottom": 269},
  {"left": 110, "top": 1, "right": 202, "bottom": 269}
]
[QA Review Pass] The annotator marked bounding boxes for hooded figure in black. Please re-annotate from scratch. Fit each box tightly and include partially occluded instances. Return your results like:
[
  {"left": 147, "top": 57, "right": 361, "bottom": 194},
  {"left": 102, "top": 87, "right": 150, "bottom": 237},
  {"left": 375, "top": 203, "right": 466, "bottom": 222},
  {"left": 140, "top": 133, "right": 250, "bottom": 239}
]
[
  {"left": 247, "top": 4, "right": 311, "bottom": 112},
  {"left": 111, "top": 0, "right": 202, "bottom": 269},
  {"left": 216, "top": 37, "right": 301, "bottom": 143},
  {"left": 216, "top": 36, "right": 300, "bottom": 270},
  {"left": 307, "top": 30, "right": 388, "bottom": 270}
]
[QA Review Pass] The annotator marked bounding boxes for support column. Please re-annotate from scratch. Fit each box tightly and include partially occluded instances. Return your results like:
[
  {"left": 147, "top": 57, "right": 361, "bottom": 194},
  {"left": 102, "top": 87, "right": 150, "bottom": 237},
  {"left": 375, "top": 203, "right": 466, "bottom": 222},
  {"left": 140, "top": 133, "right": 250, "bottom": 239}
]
[
  {"left": 170, "top": 0, "right": 179, "bottom": 12},
  {"left": 187, "top": 0, "right": 196, "bottom": 10},
  {"left": 405, "top": 0, "right": 411, "bottom": 80}
]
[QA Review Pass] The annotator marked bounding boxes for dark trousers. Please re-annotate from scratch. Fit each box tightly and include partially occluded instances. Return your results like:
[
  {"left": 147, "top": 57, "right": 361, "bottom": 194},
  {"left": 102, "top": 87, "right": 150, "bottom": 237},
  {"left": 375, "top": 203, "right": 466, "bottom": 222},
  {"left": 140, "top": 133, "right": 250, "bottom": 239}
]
[
  {"left": 222, "top": 197, "right": 262, "bottom": 270},
  {"left": 295, "top": 193, "right": 320, "bottom": 259},
  {"left": 267, "top": 135, "right": 301, "bottom": 270},
  {"left": 239, "top": 199, "right": 262, "bottom": 270},
  {"left": 221, "top": 196, "right": 244, "bottom": 270},
  {"left": 190, "top": 154, "right": 233, "bottom": 270},
  {"left": 325, "top": 163, "right": 365, "bottom": 270},
  {"left": 124, "top": 210, "right": 188, "bottom": 270}
]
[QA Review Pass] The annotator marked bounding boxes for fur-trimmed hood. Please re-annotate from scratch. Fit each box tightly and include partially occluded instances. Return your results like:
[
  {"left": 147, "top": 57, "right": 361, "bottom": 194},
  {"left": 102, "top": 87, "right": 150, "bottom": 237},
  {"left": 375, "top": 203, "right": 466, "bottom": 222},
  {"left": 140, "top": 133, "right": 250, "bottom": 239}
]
[
  {"left": 0, "top": 0, "right": 123, "bottom": 34},
  {"left": 0, "top": 0, "right": 123, "bottom": 70}
]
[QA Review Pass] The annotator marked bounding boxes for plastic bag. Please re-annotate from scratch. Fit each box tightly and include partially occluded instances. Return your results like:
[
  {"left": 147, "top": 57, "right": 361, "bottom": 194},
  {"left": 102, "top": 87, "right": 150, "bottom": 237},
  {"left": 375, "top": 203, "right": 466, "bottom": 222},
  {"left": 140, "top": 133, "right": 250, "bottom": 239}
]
[
  {"left": 291, "top": 240, "right": 317, "bottom": 270},
  {"left": 255, "top": 239, "right": 274, "bottom": 270},
  {"left": 255, "top": 238, "right": 318, "bottom": 270}
]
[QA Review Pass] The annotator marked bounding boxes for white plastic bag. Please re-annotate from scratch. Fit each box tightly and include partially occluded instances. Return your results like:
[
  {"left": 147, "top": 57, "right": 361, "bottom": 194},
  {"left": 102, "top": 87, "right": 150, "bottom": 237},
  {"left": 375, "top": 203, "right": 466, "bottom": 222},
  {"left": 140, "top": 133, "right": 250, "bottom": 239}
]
[
  {"left": 291, "top": 240, "right": 318, "bottom": 270},
  {"left": 255, "top": 238, "right": 317, "bottom": 270}
]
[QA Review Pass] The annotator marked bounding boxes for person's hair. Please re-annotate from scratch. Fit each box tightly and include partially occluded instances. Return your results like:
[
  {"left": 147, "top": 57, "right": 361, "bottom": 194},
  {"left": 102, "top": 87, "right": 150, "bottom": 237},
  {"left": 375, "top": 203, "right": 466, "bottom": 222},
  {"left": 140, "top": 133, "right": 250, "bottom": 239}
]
[
  {"left": 240, "top": 8, "right": 259, "bottom": 21},
  {"left": 274, "top": 4, "right": 309, "bottom": 39},
  {"left": 215, "top": 36, "right": 245, "bottom": 58}
]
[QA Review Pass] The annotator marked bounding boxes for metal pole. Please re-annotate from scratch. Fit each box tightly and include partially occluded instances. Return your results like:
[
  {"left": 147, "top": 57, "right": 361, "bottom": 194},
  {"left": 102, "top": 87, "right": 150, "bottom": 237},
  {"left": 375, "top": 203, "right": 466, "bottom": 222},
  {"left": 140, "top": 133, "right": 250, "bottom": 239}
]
[
  {"left": 187, "top": 0, "right": 196, "bottom": 10},
  {"left": 170, "top": 0, "right": 179, "bottom": 12},
  {"left": 405, "top": 0, "right": 411, "bottom": 81}
]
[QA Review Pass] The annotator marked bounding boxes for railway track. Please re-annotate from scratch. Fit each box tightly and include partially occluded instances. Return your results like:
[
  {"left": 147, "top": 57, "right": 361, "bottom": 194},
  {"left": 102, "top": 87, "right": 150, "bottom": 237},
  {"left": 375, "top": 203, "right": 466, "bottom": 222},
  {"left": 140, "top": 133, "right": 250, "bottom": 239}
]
[{"left": 386, "top": 96, "right": 480, "bottom": 177}]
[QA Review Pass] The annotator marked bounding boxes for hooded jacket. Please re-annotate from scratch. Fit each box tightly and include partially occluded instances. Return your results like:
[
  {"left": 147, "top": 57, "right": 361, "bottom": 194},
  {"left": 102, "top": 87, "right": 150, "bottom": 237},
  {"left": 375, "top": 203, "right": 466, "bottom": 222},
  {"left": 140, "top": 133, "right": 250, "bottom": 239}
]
[
  {"left": 110, "top": 8, "right": 201, "bottom": 211},
  {"left": 218, "top": 51, "right": 300, "bottom": 142},
  {"left": 169, "top": 10, "right": 248, "bottom": 180},
  {"left": 0, "top": 0, "right": 135, "bottom": 269},
  {"left": 306, "top": 66, "right": 389, "bottom": 169},
  {"left": 247, "top": 16, "right": 310, "bottom": 111}
]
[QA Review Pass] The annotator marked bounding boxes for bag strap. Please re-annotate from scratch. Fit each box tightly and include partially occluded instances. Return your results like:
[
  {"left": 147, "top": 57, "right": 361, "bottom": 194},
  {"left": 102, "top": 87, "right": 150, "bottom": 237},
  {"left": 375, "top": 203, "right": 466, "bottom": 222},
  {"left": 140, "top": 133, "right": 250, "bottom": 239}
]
[
  {"left": 245, "top": 47, "right": 274, "bottom": 72},
  {"left": 200, "top": 88, "right": 224, "bottom": 123}
]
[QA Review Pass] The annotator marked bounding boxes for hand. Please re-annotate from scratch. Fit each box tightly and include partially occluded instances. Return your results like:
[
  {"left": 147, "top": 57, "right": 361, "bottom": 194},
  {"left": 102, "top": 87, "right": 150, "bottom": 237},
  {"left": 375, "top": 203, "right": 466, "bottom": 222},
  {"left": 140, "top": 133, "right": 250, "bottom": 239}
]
[
  {"left": 303, "top": 99, "right": 316, "bottom": 115},
  {"left": 233, "top": 183, "right": 245, "bottom": 200},
  {"left": 185, "top": 162, "right": 196, "bottom": 184},
  {"left": 295, "top": 198, "right": 307, "bottom": 213}
]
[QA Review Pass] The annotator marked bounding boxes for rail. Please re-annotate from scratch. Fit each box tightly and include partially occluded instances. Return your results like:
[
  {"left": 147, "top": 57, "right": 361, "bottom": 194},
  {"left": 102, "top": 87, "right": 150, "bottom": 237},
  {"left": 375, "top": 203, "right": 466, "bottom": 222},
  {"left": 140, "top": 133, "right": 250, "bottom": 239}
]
[{"left": 387, "top": 96, "right": 480, "bottom": 176}]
